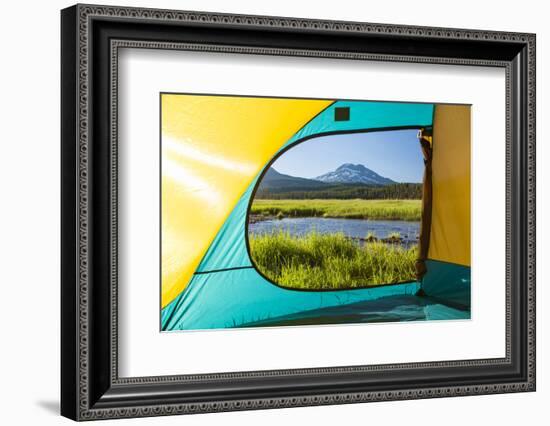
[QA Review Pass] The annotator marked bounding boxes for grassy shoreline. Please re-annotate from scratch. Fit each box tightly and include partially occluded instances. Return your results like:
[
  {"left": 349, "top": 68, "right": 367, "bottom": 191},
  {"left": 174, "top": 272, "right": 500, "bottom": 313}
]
[
  {"left": 249, "top": 231, "right": 418, "bottom": 289},
  {"left": 250, "top": 199, "right": 421, "bottom": 221}
]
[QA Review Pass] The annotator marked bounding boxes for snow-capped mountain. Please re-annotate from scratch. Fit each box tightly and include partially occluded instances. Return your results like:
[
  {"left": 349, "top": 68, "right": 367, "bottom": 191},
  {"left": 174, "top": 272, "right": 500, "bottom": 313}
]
[{"left": 315, "top": 163, "right": 395, "bottom": 185}]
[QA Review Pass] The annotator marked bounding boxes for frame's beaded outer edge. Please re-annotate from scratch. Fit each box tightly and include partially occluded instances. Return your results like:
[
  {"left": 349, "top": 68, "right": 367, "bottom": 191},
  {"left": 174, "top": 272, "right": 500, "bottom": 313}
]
[{"left": 72, "top": 4, "right": 535, "bottom": 420}]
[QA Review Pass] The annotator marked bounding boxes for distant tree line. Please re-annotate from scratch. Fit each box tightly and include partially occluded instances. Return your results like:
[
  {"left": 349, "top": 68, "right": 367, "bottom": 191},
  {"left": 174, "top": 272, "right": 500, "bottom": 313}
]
[{"left": 255, "top": 183, "right": 422, "bottom": 200}]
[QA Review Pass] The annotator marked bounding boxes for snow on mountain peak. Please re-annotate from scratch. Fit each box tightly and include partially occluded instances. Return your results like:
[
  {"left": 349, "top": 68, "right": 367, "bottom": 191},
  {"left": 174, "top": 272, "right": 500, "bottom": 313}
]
[{"left": 315, "top": 164, "right": 395, "bottom": 185}]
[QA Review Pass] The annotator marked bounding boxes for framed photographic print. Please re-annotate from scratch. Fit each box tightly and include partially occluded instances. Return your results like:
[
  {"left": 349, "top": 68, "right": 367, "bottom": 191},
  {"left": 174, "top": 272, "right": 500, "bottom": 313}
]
[
  {"left": 61, "top": 4, "right": 536, "bottom": 421},
  {"left": 160, "top": 94, "right": 471, "bottom": 331}
]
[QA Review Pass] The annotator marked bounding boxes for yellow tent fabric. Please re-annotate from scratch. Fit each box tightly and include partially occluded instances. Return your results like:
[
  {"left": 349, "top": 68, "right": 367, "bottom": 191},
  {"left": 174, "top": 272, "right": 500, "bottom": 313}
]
[
  {"left": 428, "top": 104, "right": 471, "bottom": 266},
  {"left": 161, "top": 94, "right": 332, "bottom": 308}
]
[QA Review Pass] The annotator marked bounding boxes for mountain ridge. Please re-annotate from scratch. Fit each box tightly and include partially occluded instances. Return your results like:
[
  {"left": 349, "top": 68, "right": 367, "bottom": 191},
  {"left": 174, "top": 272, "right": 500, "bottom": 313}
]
[
  {"left": 259, "top": 168, "right": 328, "bottom": 190},
  {"left": 255, "top": 166, "right": 420, "bottom": 200}
]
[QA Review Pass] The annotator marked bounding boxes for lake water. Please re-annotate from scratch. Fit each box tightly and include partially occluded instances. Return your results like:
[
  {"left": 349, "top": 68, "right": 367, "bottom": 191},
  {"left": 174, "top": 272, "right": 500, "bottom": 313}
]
[{"left": 249, "top": 217, "right": 420, "bottom": 244}]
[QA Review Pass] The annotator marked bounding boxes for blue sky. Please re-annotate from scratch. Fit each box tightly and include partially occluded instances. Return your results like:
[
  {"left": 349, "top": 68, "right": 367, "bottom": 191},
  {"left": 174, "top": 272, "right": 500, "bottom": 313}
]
[{"left": 271, "top": 129, "right": 424, "bottom": 183}]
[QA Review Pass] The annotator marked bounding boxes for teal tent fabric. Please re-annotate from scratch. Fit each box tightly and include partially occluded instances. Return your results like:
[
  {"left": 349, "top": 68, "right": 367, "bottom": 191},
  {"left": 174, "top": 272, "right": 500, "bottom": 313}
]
[
  {"left": 246, "top": 294, "right": 470, "bottom": 327},
  {"left": 162, "top": 268, "right": 420, "bottom": 330},
  {"left": 421, "top": 260, "right": 471, "bottom": 309},
  {"left": 284, "top": 100, "right": 434, "bottom": 151},
  {"left": 194, "top": 185, "right": 255, "bottom": 273},
  {"left": 161, "top": 100, "right": 461, "bottom": 331}
]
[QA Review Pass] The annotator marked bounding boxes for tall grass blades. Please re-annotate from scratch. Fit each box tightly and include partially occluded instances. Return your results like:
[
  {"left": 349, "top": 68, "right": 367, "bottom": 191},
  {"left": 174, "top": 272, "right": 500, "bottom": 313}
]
[
  {"left": 251, "top": 199, "right": 421, "bottom": 221},
  {"left": 249, "top": 230, "right": 418, "bottom": 290}
]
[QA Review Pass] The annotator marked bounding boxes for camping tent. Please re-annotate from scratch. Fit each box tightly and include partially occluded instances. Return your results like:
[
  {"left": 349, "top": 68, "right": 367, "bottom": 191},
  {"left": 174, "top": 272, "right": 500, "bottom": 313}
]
[{"left": 160, "top": 95, "right": 470, "bottom": 331}]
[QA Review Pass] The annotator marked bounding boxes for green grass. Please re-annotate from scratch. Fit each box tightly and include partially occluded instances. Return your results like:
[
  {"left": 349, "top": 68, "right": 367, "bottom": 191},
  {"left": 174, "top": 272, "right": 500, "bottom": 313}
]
[
  {"left": 249, "top": 231, "right": 418, "bottom": 290},
  {"left": 250, "top": 199, "right": 421, "bottom": 221}
]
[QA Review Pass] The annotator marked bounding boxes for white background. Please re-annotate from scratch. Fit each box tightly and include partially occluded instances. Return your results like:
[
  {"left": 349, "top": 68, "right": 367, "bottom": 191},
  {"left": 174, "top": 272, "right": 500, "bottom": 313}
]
[
  {"left": 119, "top": 49, "right": 505, "bottom": 377},
  {"left": 0, "top": 0, "right": 547, "bottom": 425}
]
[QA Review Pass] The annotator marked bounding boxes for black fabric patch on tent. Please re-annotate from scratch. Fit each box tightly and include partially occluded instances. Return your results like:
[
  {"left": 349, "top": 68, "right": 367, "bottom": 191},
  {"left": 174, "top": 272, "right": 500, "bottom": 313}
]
[{"left": 334, "top": 107, "right": 350, "bottom": 121}]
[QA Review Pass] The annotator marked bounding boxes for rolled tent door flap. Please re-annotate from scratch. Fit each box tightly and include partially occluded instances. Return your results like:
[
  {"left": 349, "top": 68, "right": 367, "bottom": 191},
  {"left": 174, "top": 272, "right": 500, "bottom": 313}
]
[{"left": 415, "top": 127, "right": 433, "bottom": 281}]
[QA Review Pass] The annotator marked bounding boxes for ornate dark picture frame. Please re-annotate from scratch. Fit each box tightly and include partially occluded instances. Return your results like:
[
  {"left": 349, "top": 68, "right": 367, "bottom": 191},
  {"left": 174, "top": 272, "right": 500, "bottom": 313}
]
[{"left": 61, "top": 4, "right": 536, "bottom": 421}]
